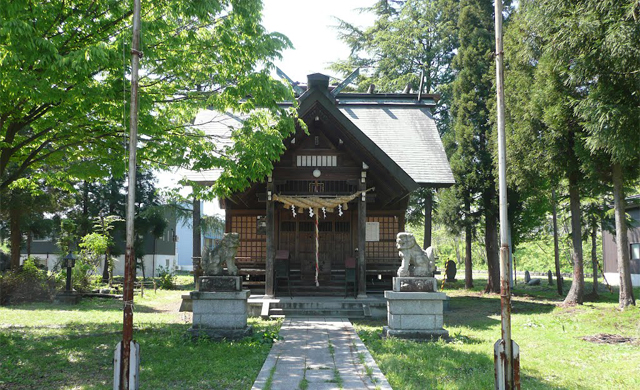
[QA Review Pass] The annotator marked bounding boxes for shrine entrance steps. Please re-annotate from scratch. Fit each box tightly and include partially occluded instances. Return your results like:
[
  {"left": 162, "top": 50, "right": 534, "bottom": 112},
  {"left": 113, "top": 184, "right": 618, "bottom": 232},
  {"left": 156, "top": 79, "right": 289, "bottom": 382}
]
[
  {"left": 247, "top": 295, "right": 387, "bottom": 320},
  {"left": 251, "top": 318, "right": 392, "bottom": 390}
]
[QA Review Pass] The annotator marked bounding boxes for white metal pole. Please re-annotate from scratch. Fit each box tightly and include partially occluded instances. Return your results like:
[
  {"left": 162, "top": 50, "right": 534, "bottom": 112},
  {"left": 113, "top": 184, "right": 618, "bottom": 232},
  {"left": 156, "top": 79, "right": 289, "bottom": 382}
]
[
  {"left": 121, "top": 0, "right": 141, "bottom": 388},
  {"left": 495, "top": 0, "right": 516, "bottom": 388}
]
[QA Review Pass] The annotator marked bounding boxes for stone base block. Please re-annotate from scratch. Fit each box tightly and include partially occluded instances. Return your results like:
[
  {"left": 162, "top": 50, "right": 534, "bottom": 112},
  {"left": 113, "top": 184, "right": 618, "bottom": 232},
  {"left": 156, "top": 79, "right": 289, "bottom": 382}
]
[
  {"left": 191, "top": 290, "right": 250, "bottom": 328},
  {"left": 190, "top": 290, "right": 250, "bottom": 301},
  {"left": 392, "top": 277, "right": 437, "bottom": 292},
  {"left": 188, "top": 325, "right": 252, "bottom": 340},
  {"left": 54, "top": 292, "right": 82, "bottom": 304},
  {"left": 382, "top": 326, "right": 449, "bottom": 341},
  {"left": 199, "top": 276, "right": 242, "bottom": 291},
  {"left": 384, "top": 290, "right": 448, "bottom": 341}
]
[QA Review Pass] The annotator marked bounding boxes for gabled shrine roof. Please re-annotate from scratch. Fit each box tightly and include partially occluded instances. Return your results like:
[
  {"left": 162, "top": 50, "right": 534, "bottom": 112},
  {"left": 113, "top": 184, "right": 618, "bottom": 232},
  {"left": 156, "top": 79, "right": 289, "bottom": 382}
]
[
  {"left": 337, "top": 105, "right": 453, "bottom": 186},
  {"left": 183, "top": 73, "right": 454, "bottom": 188}
]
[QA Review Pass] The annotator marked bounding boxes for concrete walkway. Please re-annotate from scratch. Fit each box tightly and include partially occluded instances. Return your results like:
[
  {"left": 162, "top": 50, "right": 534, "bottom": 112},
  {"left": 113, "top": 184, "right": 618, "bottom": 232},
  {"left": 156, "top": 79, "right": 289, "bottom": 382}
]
[{"left": 252, "top": 318, "right": 392, "bottom": 390}]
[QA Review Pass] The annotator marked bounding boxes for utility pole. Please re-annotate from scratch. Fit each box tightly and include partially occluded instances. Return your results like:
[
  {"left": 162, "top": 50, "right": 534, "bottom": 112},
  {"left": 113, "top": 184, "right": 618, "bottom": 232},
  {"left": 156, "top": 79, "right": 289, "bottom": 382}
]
[
  {"left": 494, "top": 0, "right": 520, "bottom": 389},
  {"left": 119, "top": 0, "right": 142, "bottom": 388}
]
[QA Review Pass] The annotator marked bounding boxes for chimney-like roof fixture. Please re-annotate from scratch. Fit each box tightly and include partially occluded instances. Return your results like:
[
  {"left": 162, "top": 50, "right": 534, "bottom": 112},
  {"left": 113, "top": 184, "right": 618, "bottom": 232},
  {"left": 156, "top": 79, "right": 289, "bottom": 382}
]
[{"left": 307, "top": 73, "right": 330, "bottom": 91}]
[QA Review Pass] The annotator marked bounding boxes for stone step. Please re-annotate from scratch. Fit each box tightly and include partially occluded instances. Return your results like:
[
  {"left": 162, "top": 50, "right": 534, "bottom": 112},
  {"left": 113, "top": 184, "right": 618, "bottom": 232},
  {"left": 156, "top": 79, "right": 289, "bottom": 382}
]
[
  {"left": 272, "top": 302, "right": 366, "bottom": 310},
  {"left": 277, "top": 309, "right": 365, "bottom": 318},
  {"left": 267, "top": 300, "right": 368, "bottom": 318}
]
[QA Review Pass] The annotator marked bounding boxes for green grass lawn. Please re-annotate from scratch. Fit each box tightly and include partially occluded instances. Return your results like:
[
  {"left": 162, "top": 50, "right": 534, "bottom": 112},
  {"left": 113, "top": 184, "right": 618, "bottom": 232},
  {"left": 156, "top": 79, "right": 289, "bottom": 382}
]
[
  {"left": 1, "top": 276, "right": 638, "bottom": 389},
  {"left": 0, "top": 286, "right": 281, "bottom": 390},
  {"left": 354, "top": 279, "right": 640, "bottom": 390}
]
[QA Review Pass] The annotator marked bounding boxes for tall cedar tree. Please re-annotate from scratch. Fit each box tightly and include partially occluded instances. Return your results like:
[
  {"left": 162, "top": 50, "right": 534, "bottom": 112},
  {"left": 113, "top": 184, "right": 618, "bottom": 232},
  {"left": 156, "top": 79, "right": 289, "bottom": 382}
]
[
  {"left": 531, "top": 0, "right": 639, "bottom": 307},
  {"left": 448, "top": 0, "right": 499, "bottom": 293},
  {"left": 504, "top": 9, "right": 589, "bottom": 304},
  {"left": 506, "top": 0, "right": 640, "bottom": 305},
  {"left": 331, "top": 0, "right": 459, "bottom": 250}
]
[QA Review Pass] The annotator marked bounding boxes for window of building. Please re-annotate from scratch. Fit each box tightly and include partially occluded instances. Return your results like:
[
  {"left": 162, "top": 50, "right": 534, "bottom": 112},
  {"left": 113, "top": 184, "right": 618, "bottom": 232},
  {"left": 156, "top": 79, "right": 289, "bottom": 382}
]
[{"left": 632, "top": 243, "right": 640, "bottom": 260}]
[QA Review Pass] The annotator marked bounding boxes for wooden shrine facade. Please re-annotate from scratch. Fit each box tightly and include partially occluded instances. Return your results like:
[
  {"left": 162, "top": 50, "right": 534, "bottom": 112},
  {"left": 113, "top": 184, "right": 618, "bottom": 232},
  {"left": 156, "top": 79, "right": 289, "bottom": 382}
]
[{"left": 194, "top": 73, "right": 454, "bottom": 297}]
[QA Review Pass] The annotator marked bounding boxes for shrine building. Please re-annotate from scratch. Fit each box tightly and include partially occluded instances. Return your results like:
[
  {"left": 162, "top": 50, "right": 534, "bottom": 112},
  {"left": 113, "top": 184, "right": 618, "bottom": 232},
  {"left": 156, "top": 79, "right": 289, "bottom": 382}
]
[{"left": 189, "top": 73, "right": 454, "bottom": 298}]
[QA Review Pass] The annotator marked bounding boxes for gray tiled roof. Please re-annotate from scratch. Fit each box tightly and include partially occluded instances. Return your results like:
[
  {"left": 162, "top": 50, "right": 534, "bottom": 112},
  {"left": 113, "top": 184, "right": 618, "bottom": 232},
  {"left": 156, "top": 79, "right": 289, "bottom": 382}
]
[
  {"left": 185, "top": 104, "right": 454, "bottom": 187},
  {"left": 338, "top": 105, "right": 454, "bottom": 186}
]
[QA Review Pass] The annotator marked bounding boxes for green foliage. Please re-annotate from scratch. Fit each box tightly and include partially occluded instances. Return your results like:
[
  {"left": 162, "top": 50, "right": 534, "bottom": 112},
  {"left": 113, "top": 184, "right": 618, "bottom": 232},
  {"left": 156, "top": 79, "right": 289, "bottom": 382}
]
[
  {"left": 533, "top": 0, "right": 640, "bottom": 171},
  {"left": 79, "top": 233, "right": 109, "bottom": 258},
  {"left": 0, "top": 0, "right": 296, "bottom": 199},
  {"left": 155, "top": 266, "right": 176, "bottom": 290},
  {"left": 71, "top": 256, "right": 100, "bottom": 293},
  {"left": 56, "top": 219, "right": 78, "bottom": 256},
  {"left": 444, "top": 0, "right": 496, "bottom": 223},
  {"left": 332, "top": 0, "right": 457, "bottom": 135}
]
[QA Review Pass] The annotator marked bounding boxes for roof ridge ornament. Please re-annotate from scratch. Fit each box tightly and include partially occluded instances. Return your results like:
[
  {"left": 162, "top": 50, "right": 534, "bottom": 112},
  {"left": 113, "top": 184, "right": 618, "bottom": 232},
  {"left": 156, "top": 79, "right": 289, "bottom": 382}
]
[
  {"left": 331, "top": 67, "right": 360, "bottom": 96},
  {"left": 275, "top": 67, "right": 304, "bottom": 96}
]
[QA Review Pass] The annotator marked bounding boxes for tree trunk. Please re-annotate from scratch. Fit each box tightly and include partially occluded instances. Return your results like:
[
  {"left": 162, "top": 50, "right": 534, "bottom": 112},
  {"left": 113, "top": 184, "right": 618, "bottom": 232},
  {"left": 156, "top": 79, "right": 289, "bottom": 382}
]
[
  {"left": 423, "top": 190, "right": 432, "bottom": 249},
  {"left": 26, "top": 231, "right": 32, "bottom": 259},
  {"left": 102, "top": 247, "right": 110, "bottom": 283},
  {"left": 591, "top": 218, "right": 598, "bottom": 296},
  {"left": 9, "top": 207, "right": 21, "bottom": 269},
  {"left": 563, "top": 173, "right": 584, "bottom": 305},
  {"left": 464, "top": 198, "right": 473, "bottom": 289},
  {"left": 484, "top": 211, "right": 500, "bottom": 293},
  {"left": 612, "top": 163, "right": 635, "bottom": 308},
  {"left": 81, "top": 180, "right": 89, "bottom": 236},
  {"left": 483, "top": 185, "right": 500, "bottom": 293},
  {"left": 552, "top": 189, "right": 563, "bottom": 295}
]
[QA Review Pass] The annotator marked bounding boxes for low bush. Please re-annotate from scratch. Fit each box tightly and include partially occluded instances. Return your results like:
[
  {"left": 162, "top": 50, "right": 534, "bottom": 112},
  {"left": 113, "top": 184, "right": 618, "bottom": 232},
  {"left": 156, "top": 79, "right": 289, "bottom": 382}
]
[
  {"left": 0, "top": 258, "right": 61, "bottom": 305},
  {"left": 156, "top": 266, "right": 176, "bottom": 289}
]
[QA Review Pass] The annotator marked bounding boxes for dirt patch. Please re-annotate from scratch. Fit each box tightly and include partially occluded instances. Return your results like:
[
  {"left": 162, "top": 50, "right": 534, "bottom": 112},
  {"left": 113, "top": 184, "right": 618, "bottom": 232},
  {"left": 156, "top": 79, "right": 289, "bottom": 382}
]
[{"left": 582, "top": 333, "right": 638, "bottom": 345}]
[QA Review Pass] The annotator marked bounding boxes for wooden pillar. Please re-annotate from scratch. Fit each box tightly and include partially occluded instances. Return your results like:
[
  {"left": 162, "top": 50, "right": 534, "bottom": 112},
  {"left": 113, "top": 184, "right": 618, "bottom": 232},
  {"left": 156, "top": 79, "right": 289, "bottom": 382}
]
[
  {"left": 265, "top": 177, "right": 275, "bottom": 297},
  {"left": 358, "top": 174, "right": 367, "bottom": 297},
  {"left": 224, "top": 200, "right": 232, "bottom": 233},
  {"left": 423, "top": 189, "right": 432, "bottom": 249},
  {"left": 192, "top": 198, "right": 201, "bottom": 289}
]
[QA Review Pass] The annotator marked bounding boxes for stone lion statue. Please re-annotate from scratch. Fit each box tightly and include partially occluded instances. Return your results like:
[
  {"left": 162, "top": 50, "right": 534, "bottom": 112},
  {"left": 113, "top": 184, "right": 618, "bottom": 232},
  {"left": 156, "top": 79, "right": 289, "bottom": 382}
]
[
  {"left": 396, "top": 232, "right": 435, "bottom": 277},
  {"left": 201, "top": 232, "right": 240, "bottom": 276}
]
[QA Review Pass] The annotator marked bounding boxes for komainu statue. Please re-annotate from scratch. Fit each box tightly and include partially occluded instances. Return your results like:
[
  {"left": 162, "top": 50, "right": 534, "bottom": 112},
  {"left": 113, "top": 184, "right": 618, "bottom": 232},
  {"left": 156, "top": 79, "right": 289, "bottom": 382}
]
[
  {"left": 201, "top": 233, "right": 240, "bottom": 276},
  {"left": 396, "top": 232, "right": 435, "bottom": 277}
]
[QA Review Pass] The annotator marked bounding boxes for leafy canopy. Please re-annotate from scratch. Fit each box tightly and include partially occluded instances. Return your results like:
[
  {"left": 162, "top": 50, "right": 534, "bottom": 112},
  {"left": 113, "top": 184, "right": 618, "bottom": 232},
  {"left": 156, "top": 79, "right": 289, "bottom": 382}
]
[{"left": 0, "top": 0, "right": 297, "bottom": 198}]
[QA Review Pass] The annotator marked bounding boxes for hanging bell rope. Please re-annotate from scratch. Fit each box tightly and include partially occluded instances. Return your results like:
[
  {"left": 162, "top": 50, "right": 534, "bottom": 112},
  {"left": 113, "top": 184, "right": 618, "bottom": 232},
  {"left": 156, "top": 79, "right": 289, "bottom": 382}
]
[{"left": 273, "top": 188, "right": 374, "bottom": 288}]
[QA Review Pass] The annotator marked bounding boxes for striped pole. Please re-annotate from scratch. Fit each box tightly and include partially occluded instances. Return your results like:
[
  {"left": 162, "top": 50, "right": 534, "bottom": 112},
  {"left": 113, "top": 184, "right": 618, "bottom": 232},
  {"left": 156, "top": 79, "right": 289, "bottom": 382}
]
[{"left": 315, "top": 212, "right": 319, "bottom": 287}]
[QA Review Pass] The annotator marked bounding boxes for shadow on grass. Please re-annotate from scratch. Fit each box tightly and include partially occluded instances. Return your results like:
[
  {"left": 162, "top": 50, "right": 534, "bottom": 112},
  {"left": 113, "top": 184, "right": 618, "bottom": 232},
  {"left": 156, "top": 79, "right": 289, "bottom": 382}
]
[
  {"left": 446, "top": 295, "right": 556, "bottom": 331},
  {"left": 3, "top": 297, "right": 171, "bottom": 314},
  {"left": 353, "top": 324, "right": 571, "bottom": 390},
  {"left": 0, "top": 320, "right": 278, "bottom": 390}
]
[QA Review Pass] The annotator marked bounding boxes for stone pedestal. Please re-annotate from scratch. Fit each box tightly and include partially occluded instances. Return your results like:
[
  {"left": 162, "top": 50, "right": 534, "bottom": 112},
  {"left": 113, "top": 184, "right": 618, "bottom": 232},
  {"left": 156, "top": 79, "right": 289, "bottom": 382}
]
[
  {"left": 392, "top": 276, "right": 437, "bottom": 292},
  {"left": 199, "top": 275, "right": 242, "bottom": 291},
  {"left": 383, "top": 277, "right": 448, "bottom": 340},
  {"left": 54, "top": 291, "right": 82, "bottom": 304},
  {"left": 188, "top": 276, "right": 251, "bottom": 340}
]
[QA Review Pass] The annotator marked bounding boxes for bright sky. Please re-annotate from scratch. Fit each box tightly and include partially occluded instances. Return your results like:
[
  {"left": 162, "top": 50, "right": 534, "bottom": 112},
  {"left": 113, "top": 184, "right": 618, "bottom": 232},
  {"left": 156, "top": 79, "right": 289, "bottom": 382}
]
[
  {"left": 157, "top": 1, "right": 376, "bottom": 215},
  {"left": 262, "top": 0, "right": 376, "bottom": 83}
]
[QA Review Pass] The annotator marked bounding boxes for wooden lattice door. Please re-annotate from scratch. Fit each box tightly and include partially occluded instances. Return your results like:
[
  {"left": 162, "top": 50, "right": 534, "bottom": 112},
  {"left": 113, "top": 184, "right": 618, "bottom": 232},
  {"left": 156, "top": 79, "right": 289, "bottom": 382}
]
[{"left": 278, "top": 210, "right": 352, "bottom": 284}]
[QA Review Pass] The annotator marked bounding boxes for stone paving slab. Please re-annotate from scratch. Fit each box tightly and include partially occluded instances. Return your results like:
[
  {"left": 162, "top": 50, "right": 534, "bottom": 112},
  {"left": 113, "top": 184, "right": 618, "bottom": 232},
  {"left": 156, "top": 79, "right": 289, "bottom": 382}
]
[{"left": 252, "top": 318, "right": 392, "bottom": 390}]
